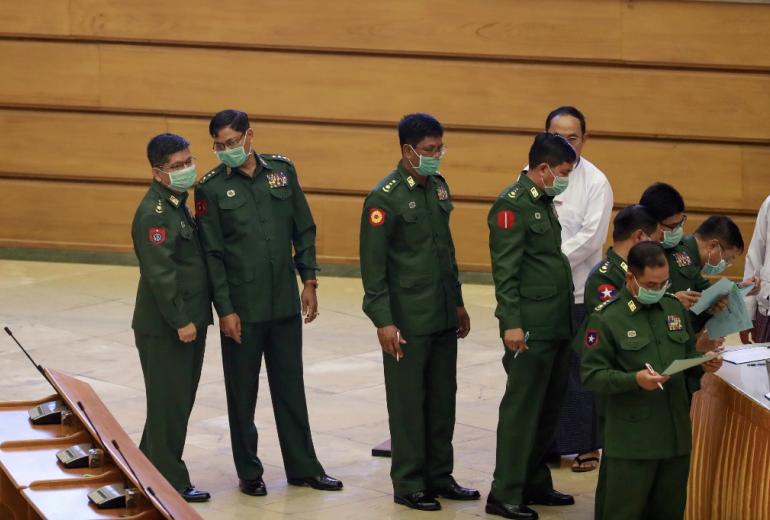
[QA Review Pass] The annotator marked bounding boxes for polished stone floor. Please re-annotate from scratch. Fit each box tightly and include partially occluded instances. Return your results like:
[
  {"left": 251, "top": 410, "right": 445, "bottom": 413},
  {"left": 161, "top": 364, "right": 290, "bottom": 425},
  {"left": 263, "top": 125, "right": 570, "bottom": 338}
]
[{"left": 0, "top": 259, "right": 602, "bottom": 519}]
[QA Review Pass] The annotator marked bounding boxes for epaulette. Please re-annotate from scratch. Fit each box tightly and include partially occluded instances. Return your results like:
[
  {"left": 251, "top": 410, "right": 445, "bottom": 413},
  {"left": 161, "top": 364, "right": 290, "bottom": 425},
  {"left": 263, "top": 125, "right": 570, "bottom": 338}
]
[
  {"left": 198, "top": 167, "right": 222, "bottom": 185},
  {"left": 381, "top": 177, "right": 400, "bottom": 194},
  {"left": 263, "top": 154, "right": 293, "bottom": 166},
  {"left": 504, "top": 183, "right": 522, "bottom": 200},
  {"left": 593, "top": 297, "right": 618, "bottom": 313},
  {"left": 597, "top": 259, "right": 611, "bottom": 274}
]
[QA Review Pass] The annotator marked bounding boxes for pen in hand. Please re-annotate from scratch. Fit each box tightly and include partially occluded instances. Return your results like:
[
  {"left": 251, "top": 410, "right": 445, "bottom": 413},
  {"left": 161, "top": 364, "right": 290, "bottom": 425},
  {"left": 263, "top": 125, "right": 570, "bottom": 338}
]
[
  {"left": 645, "top": 362, "right": 664, "bottom": 390},
  {"left": 514, "top": 331, "right": 530, "bottom": 359},
  {"left": 396, "top": 331, "right": 401, "bottom": 363}
]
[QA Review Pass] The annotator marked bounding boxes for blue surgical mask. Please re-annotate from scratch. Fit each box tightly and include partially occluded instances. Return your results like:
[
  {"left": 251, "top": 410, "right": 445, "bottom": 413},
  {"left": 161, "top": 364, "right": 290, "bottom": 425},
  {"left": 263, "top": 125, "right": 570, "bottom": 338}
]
[
  {"left": 633, "top": 276, "right": 668, "bottom": 305},
  {"left": 408, "top": 145, "right": 442, "bottom": 176},
  {"left": 215, "top": 133, "right": 251, "bottom": 168},
  {"left": 702, "top": 243, "right": 727, "bottom": 275},
  {"left": 543, "top": 165, "right": 569, "bottom": 196},
  {"left": 662, "top": 226, "right": 684, "bottom": 249}
]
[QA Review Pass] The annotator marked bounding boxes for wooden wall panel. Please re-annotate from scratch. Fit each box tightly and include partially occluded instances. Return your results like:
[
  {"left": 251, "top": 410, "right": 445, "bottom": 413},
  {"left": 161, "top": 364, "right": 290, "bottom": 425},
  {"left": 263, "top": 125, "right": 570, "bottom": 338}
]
[
  {"left": 0, "top": 109, "right": 764, "bottom": 213},
  {"left": 3, "top": 1, "right": 769, "bottom": 69},
  {"left": 2, "top": 41, "right": 769, "bottom": 142}
]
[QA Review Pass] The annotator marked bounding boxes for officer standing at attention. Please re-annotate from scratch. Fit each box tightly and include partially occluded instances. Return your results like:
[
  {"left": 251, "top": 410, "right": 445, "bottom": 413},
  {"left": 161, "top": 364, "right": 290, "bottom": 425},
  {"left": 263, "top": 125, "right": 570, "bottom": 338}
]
[
  {"left": 581, "top": 241, "right": 723, "bottom": 519},
  {"left": 360, "top": 113, "right": 478, "bottom": 512},
  {"left": 194, "top": 110, "right": 342, "bottom": 496},
  {"left": 486, "top": 133, "right": 577, "bottom": 520},
  {"left": 131, "top": 133, "right": 211, "bottom": 502}
]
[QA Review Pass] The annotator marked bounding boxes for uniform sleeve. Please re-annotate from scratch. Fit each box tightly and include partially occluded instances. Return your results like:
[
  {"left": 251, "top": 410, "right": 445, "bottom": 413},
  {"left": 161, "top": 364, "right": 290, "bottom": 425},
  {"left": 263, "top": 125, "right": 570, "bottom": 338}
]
[
  {"left": 446, "top": 185, "right": 464, "bottom": 306},
  {"left": 682, "top": 303, "right": 705, "bottom": 396},
  {"left": 289, "top": 166, "right": 319, "bottom": 282},
  {"left": 133, "top": 213, "right": 190, "bottom": 329},
  {"left": 194, "top": 184, "right": 235, "bottom": 317},
  {"left": 580, "top": 313, "right": 640, "bottom": 395},
  {"left": 583, "top": 270, "right": 609, "bottom": 313},
  {"left": 360, "top": 192, "right": 395, "bottom": 328},
  {"left": 743, "top": 196, "right": 770, "bottom": 316},
  {"left": 488, "top": 198, "right": 525, "bottom": 330},
  {"left": 560, "top": 174, "right": 613, "bottom": 267}
]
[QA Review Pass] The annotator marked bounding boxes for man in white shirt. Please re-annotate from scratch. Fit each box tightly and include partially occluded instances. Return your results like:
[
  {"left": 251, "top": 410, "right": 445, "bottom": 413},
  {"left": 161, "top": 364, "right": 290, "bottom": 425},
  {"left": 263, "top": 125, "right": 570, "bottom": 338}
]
[
  {"left": 545, "top": 106, "right": 613, "bottom": 472},
  {"left": 741, "top": 194, "right": 770, "bottom": 343}
]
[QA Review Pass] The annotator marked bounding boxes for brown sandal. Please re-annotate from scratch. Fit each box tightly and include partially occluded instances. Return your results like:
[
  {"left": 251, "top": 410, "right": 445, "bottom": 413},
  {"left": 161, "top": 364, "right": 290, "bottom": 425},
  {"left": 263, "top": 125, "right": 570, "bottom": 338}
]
[{"left": 571, "top": 453, "right": 600, "bottom": 473}]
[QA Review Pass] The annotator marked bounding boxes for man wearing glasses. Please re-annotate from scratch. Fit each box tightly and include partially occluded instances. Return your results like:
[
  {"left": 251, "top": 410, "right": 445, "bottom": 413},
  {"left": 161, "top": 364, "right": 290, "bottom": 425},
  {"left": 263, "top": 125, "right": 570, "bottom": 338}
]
[
  {"left": 580, "top": 240, "right": 723, "bottom": 519},
  {"left": 131, "top": 133, "right": 212, "bottom": 502},
  {"left": 360, "top": 113, "right": 477, "bottom": 512},
  {"left": 194, "top": 110, "right": 342, "bottom": 496}
]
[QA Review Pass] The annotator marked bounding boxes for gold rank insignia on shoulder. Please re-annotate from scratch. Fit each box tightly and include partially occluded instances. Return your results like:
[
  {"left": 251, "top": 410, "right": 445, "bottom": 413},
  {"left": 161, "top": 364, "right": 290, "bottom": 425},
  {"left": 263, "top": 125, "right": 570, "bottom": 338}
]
[
  {"left": 620, "top": 261, "right": 628, "bottom": 272},
  {"left": 155, "top": 200, "right": 164, "bottom": 214},
  {"left": 436, "top": 185, "right": 449, "bottom": 200},
  {"left": 267, "top": 172, "right": 289, "bottom": 189},
  {"left": 168, "top": 195, "right": 180, "bottom": 207},
  {"left": 598, "top": 262, "right": 609, "bottom": 274},
  {"left": 406, "top": 176, "right": 416, "bottom": 188},
  {"left": 627, "top": 300, "right": 637, "bottom": 313},
  {"left": 507, "top": 188, "right": 519, "bottom": 199},
  {"left": 529, "top": 186, "right": 539, "bottom": 198},
  {"left": 226, "top": 189, "right": 236, "bottom": 198},
  {"left": 627, "top": 330, "right": 637, "bottom": 338},
  {"left": 382, "top": 178, "right": 399, "bottom": 193}
]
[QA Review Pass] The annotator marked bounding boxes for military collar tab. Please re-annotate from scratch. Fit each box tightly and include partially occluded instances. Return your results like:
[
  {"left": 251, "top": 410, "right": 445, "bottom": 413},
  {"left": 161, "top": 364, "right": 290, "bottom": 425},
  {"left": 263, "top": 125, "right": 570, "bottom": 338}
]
[
  {"left": 396, "top": 162, "right": 419, "bottom": 191},
  {"left": 607, "top": 248, "right": 629, "bottom": 273},
  {"left": 151, "top": 180, "right": 184, "bottom": 207},
  {"left": 519, "top": 173, "right": 542, "bottom": 201}
]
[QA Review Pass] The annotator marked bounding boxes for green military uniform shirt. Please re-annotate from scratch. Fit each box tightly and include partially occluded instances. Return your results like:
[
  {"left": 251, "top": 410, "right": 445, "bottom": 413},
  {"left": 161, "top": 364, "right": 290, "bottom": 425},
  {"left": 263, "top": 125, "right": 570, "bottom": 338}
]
[
  {"left": 131, "top": 181, "right": 212, "bottom": 336},
  {"left": 580, "top": 288, "right": 703, "bottom": 459},
  {"left": 584, "top": 247, "right": 628, "bottom": 311},
  {"left": 194, "top": 154, "right": 317, "bottom": 323},
  {"left": 360, "top": 163, "right": 462, "bottom": 335},
  {"left": 666, "top": 235, "right": 710, "bottom": 294},
  {"left": 488, "top": 173, "right": 574, "bottom": 339}
]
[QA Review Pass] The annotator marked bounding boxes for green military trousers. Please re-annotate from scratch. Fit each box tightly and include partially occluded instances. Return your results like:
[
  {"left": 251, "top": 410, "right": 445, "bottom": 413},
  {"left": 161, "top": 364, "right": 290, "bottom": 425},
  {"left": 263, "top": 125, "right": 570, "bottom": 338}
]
[
  {"left": 135, "top": 330, "right": 206, "bottom": 490},
  {"left": 221, "top": 314, "right": 323, "bottom": 480},
  {"left": 598, "top": 455, "right": 690, "bottom": 520},
  {"left": 383, "top": 327, "right": 457, "bottom": 496},
  {"left": 490, "top": 339, "right": 571, "bottom": 504}
]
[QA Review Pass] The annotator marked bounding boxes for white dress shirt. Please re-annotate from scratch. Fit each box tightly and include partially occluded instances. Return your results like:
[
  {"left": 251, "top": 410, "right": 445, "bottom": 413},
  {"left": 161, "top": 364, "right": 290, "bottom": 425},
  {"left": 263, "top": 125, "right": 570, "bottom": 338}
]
[
  {"left": 551, "top": 157, "right": 614, "bottom": 304},
  {"left": 743, "top": 194, "right": 770, "bottom": 318}
]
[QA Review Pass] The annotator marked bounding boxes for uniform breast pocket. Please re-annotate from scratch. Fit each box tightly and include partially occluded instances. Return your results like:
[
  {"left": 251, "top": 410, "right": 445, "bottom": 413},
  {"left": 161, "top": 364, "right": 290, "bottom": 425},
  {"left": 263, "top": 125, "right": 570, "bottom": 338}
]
[
  {"left": 528, "top": 220, "right": 554, "bottom": 252},
  {"left": 218, "top": 194, "right": 251, "bottom": 234},
  {"left": 666, "top": 330, "right": 690, "bottom": 357},
  {"left": 269, "top": 187, "right": 293, "bottom": 217},
  {"left": 400, "top": 209, "right": 431, "bottom": 243}
]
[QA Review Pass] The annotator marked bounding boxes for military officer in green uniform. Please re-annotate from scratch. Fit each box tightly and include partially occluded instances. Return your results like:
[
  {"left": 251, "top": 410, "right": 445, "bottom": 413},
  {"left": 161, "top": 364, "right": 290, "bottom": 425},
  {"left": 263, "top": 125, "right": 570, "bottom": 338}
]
[
  {"left": 486, "top": 133, "right": 577, "bottom": 520},
  {"left": 584, "top": 205, "right": 661, "bottom": 311},
  {"left": 581, "top": 241, "right": 723, "bottom": 520},
  {"left": 360, "top": 113, "right": 478, "bottom": 512},
  {"left": 194, "top": 110, "right": 341, "bottom": 496},
  {"left": 131, "top": 133, "right": 212, "bottom": 502}
]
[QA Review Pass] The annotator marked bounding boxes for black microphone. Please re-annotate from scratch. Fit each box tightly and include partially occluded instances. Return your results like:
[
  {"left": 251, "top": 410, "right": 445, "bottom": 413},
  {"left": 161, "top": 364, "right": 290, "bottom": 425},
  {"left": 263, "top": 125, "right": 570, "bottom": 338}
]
[{"left": 4, "top": 326, "right": 50, "bottom": 384}]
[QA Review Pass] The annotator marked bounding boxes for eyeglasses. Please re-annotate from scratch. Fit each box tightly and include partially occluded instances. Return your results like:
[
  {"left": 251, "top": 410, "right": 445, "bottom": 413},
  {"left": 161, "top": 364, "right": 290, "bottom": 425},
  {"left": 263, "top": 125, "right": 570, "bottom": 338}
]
[
  {"left": 637, "top": 279, "right": 672, "bottom": 292},
  {"left": 212, "top": 132, "right": 247, "bottom": 152},
  {"left": 661, "top": 214, "right": 687, "bottom": 231},
  {"left": 158, "top": 156, "right": 195, "bottom": 172},
  {"left": 414, "top": 144, "right": 447, "bottom": 159}
]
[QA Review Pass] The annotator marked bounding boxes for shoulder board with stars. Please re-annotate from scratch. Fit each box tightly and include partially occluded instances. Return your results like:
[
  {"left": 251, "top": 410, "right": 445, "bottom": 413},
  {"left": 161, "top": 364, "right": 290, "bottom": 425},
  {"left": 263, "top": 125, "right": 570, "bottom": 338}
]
[
  {"left": 198, "top": 168, "right": 222, "bottom": 185},
  {"left": 154, "top": 198, "right": 164, "bottom": 214},
  {"left": 505, "top": 185, "right": 522, "bottom": 200},
  {"left": 381, "top": 177, "right": 400, "bottom": 194},
  {"left": 593, "top": 298, "right": 617, "bottom": 313},
  {"left": 597, "top": 260, "right": 611, "bottom": 274},
  {"left": 264, "top": 154, "right": 294, "bottom": 166}
]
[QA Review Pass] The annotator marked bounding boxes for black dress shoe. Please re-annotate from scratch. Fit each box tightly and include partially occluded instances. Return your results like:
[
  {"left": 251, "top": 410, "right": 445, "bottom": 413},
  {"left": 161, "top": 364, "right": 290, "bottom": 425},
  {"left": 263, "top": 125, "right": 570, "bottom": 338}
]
[
  {"left": 239, "top": 478, "right": 267, "bottom": 496},
  {"left": 180, "top": 486, "right": 211, "bottom": 502},
  {"left": 486, "top": 495, "right": 538, "bottom": 519},
  {"left": 287, "top": 473, "right": 343, "bottom": 491},
  {"left": 525, "top": 488, "right": 575, "bottom": 506},
  {"left": 431, "top": 480, "right": 481, "bottom": 500},
  {"left": 394, "top": 491, "right": 441, "bottom": 511}
]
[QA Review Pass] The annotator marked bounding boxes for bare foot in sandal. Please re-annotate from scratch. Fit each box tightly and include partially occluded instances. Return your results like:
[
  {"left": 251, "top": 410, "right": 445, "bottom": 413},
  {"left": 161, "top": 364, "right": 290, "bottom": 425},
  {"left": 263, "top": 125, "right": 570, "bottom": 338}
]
[{"left": 571, "top": 450, "right": 600, "bottom": 472}]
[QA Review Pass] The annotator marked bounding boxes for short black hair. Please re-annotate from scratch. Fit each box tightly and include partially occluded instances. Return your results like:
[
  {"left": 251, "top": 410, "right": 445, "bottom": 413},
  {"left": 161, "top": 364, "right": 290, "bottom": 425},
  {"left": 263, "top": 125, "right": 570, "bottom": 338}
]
[
  {"left": 613, "top": 205, "right": 659, "bottom": 242},
  {"left": 695, "top": 215, "right": 745, "bottom": 252},
  {"left": 209, "top": 109, "right": 250, "bottom": 137},
  {"left": 398, "top": 113, "right": 443, "bottom": 147},
  {"left": 639, "top": 182, "right": 685, "bottom": 222},
  {"left": 527, "top": 132, "right": 577, "bottom": 170},
  {"left": 545, "top": 106, "right": 586, "bottom": 135},
  {"left": 146, "top": 133, "right": 189, "bottom": 168},
  {"left": 627, "top": 241, "right": 668, "bottom": 278}
]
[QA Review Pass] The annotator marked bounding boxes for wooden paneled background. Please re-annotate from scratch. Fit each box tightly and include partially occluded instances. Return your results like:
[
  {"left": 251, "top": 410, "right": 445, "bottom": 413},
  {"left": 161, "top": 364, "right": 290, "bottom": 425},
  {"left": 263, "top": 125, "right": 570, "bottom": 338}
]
[{"left": 0, "top": 0, "right": 769, "bottom": 274}]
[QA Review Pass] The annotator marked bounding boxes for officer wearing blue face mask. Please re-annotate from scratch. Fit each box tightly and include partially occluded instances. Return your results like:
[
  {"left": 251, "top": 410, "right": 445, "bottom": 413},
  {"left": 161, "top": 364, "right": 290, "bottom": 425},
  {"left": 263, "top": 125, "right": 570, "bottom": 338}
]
[{"left": 131, "top": 133, "right": 212, "bottom": 502}]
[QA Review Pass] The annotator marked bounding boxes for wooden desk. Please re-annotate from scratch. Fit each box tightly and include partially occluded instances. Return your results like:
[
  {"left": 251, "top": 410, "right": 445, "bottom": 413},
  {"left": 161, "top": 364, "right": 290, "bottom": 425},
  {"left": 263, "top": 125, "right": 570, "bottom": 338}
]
[{"left": 688, "top": 362, "right": 770, "bottom": 520}]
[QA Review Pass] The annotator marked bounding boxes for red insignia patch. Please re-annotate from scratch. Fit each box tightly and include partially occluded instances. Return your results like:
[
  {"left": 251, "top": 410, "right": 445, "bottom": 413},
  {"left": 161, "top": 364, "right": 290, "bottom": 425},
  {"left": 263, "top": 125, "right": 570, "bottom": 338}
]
[
  {"left": 195, "top": 199, "right": 208, "bottom": 217},
  {"left": 496, "top": 210, "right": 515, "bottom": 230},
  {"left": 149, "top": 227, "right": 166, "bottom": 245},
  {"left": 368, "top": 207, "right": 386, "bottom": 227},
  {"left": 597, "top": 284, "right": 618, "bottom": 302},
  {"left": 584, "top": 329, "right": 600, "bottom": 349}
]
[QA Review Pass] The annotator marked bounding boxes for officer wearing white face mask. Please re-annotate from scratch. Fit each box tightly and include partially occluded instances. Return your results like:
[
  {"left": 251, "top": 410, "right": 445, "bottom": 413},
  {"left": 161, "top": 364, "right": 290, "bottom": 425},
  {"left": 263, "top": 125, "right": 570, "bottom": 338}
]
[{"left": 131, "top": 133, "right": 212, "bottom": 502}]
